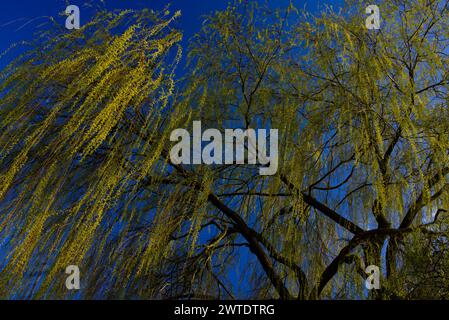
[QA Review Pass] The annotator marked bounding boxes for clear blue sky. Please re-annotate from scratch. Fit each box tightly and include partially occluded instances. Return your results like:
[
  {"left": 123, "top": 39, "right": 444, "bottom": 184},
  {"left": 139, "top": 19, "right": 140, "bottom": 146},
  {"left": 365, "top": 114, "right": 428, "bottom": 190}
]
[{"left": 0, "top": 0, "right": 333, "bottom": 69}]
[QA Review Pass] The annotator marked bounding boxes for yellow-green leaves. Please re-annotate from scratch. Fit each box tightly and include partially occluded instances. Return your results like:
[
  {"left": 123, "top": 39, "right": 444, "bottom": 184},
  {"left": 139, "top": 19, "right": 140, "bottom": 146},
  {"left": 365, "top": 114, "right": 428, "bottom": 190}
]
[{"left": 0, "top": 8, "right": 183, "bottom": 298}]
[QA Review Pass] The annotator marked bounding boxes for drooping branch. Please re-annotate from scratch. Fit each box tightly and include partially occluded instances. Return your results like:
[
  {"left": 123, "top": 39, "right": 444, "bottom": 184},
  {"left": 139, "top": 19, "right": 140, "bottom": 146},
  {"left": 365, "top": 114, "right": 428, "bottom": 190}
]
[
  {"left": 207, "top": 194, "right": 294, "bottom": 299},
  {"left": 158, "top": 146, "right": 295, "bottom": 299}
]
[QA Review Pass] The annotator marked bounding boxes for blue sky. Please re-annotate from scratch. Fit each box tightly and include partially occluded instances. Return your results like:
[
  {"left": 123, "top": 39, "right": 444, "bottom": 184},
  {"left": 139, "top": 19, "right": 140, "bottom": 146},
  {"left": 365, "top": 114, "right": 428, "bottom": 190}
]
[{"left": 0, "top": 0, "right": 331, "bottom": 70}]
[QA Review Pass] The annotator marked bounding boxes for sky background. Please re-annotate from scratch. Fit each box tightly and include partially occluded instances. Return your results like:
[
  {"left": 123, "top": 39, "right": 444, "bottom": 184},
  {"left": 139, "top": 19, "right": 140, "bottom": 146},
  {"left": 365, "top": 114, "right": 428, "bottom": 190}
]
[{"left": 0, "top": 0, "right": 333, "bottom": 70}]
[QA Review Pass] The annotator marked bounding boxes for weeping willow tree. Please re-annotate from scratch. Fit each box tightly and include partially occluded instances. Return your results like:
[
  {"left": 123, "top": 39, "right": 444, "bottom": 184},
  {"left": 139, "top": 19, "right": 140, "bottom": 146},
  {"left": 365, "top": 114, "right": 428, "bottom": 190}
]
[{"left": 1, "top": 0, "right": 449, "bottom": 300}]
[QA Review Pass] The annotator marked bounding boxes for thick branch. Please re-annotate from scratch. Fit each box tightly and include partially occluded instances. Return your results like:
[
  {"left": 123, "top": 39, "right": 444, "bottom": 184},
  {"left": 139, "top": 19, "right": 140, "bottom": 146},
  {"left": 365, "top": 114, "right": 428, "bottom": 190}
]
[
  {"left": 281, "top": 175, "right": 364, "bottom": 235},
  {"left": 400, "top": 167, "right": 449, "bottom": 229}
]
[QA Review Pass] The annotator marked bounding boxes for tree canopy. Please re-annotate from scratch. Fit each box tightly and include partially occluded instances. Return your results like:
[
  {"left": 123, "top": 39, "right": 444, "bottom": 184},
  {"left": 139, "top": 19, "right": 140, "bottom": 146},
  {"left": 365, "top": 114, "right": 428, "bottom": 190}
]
[{"left": 1, "top": 0, "right": 449, "bottom": 299}]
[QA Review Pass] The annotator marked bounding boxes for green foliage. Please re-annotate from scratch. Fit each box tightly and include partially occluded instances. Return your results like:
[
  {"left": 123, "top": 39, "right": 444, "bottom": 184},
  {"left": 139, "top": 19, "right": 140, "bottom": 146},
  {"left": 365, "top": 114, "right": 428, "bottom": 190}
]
[{"left": 0, "top": 8, "right": 185, "bottom": 298}]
